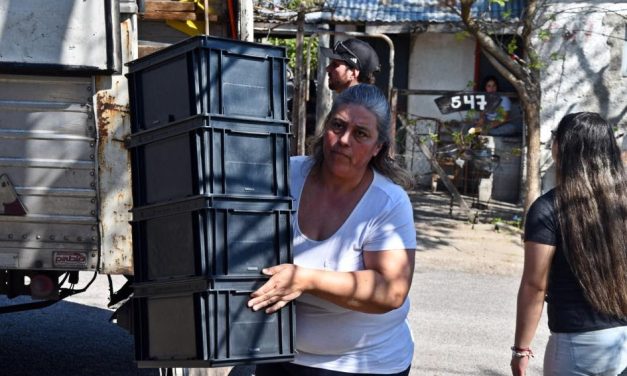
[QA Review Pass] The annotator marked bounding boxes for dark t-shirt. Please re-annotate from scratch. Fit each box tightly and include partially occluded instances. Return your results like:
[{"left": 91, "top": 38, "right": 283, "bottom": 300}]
[{"left": 524, "top": 189, "right": 627, "bottom": 332}]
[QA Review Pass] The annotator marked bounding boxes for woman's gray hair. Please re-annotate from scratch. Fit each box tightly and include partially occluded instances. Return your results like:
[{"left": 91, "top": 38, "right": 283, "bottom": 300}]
[{"left": 308, "top": 84, "right": 413, "bottom": 188}]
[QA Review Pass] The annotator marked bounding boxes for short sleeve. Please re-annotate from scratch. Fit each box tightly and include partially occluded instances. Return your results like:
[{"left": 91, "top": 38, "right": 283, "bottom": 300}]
[
  {"left": 524, "top": 192, "right": 558, "bottom": 246},
  {"left": 500, "top": 96, "right": 512, "bottom": 112},
  {"left": 363, "top": 191, "right": 417, "bottom": 251}
]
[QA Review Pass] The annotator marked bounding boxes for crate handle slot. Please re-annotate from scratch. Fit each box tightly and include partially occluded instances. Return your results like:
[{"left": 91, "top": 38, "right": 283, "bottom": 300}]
[
  {"left": 224, "top": 129, "right": 271, "bottom": 136},
  {"left": 228, "top": 209, "right": 275, "bottom": 214},
  {"left": 234, "top": 290, "right": 255, "bottom": 294},
  {"left": 222, "top": 49, "right": 269, "bottom": 61}
]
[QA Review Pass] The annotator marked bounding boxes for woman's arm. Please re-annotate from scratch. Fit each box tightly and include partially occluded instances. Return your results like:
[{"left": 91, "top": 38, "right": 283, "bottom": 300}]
[
  {"left": 489, "top": 109, "right": 511, "bottom": 129},
  {"left": 511, "top": 241, "right": 555, "bottom": 376},
  {"left": 247, "top": 248, "right": 415, "bottom": 314}
]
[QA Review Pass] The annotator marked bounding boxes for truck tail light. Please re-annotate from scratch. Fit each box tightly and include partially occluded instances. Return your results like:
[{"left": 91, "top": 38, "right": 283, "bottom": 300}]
[{"left": 29, "top": 274, "right": 56, "bottom": 299}]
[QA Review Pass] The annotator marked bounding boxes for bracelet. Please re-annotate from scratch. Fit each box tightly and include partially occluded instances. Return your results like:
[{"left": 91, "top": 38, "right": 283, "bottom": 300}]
[{"left": 511, "top": 346, "right": 534, "bottom": 359}]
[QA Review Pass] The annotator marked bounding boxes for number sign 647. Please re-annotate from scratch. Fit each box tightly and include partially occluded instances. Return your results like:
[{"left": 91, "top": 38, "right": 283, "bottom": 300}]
[{"left": 450, "top": 94, "right": 488, "bottom": 111}]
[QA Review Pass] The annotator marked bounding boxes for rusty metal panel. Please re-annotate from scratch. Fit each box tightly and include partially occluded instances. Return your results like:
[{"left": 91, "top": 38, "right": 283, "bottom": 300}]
[
  {"left": 0, "top": 0, "right": 121, "bottom": 73},
  {"left": 0, "top": 74, "right": 98, "bottom": 271},
  {"left": 95, "top": 14, "right": 137, "bottom": 275}
]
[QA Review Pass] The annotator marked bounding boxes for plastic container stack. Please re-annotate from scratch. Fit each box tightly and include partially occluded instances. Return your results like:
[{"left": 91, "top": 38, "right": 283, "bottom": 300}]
[{"left": 126, "top": 35, "right": 294, "bottom": 368}]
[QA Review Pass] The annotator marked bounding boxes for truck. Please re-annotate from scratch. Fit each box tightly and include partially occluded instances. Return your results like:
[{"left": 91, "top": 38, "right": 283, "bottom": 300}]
[{"left": 0, "top": 0, "right": 294, "bottom": 371}]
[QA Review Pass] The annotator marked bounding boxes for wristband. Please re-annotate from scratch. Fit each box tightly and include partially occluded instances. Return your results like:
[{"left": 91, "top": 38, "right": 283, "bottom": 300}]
[{"left": 511, "top": 346, "right": 534, "bottom": 358}]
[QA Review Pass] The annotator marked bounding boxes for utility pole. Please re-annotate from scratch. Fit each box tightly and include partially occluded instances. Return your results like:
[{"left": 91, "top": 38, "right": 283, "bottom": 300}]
[
  {"left": 239, "top": 0, "right": 253, "bottom": 41},
  {"left": 292, "top": 8, "right": 307, "bottom": 155}
]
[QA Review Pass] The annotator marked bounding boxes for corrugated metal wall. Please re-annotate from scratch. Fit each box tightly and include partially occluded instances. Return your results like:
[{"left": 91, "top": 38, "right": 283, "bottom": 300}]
[
  {"left": 324, "top": 0, "right": 525, "bottom": 23},
  {"left": 0, "top": 74, "right": 99, "bottom": 270}
]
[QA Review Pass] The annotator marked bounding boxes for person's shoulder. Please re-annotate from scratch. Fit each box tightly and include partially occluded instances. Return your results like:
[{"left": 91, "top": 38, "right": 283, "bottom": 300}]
[
  {"left": 290, "top": 155, "right": 312, "bottom": 169},
  {"left": 529, "top": 189, "right": 556, "bottom": 216},
  {"left": 537, "top": 189, "right": 555, "bottom": 204},
  {"left": 290, "top": 155, "right": 309, "bottom": 164},
  {"left": 371, "top": 171, "right": 410, "bottom": 203},
  {"left": 290, "top": 156, "right": 314, "bottom": 179}
]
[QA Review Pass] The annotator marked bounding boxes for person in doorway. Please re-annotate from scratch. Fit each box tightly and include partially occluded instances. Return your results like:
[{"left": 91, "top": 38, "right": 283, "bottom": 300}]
[
  {"left": 249, "top": 84, "right": 416, "bottom": 376},
  {"left": 512, "top": 112, "right": 627, "bottom": 375},
  {"left": 475, "top": 75, "right": 522, "bottom": 137},
  {"left": 320, "top": 38, "right": 381, "bottom": 93}
]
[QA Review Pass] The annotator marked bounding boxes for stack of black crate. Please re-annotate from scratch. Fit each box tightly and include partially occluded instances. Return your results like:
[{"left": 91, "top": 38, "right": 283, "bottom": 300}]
[{"left": 126, "top": 36, "right": 295, "bottom": 368}]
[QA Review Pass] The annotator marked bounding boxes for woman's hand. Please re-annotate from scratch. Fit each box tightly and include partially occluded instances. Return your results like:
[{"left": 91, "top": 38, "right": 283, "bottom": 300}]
[
  {"left": 510, "top": 355, "right": 529, "bottom": 376},
  {"left": 248, "top": 264, "right": 310, "bottom": 314}
]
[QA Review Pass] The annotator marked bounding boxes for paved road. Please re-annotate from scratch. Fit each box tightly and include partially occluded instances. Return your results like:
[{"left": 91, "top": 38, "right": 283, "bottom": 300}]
[
  {"left": 0, "top": 192, "right": 549, "bottom": 375},
  {"left": 0, "top": 269, "right": 548, "bottom": 376},
  {"left": 0, "top": 274, "right": 156, "bottom": 376},
  {"left": 410, "top": 268, "right": 548, "bottom": 376}
]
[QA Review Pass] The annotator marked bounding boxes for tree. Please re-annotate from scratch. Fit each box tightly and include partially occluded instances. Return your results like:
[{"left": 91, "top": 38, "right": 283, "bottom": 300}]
[
  {"left": 446, "top": 0, "right": 543, "bottom": 213},
  {"left": 255, "top": 0, "right": 325, "bottom": 155}
]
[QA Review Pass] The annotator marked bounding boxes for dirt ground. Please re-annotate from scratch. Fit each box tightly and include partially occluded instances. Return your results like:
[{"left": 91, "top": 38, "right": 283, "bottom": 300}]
[{"left": 410, "top": 190, "right": 525, "bottom": 277}]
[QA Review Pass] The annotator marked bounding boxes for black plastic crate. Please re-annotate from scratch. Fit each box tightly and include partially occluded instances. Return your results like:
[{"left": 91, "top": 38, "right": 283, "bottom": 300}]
[
  {"left": 132, "top": 195, "right": 293, "bottom": 283},
  {"left": 127, "top": 35, "right": 288, "bottom": 132},
  {"left": 133, "top": 278, "right": 295, "bottom": 367},
  {"left": 128, "top": 115, "right": 290, "bottom": 206}
]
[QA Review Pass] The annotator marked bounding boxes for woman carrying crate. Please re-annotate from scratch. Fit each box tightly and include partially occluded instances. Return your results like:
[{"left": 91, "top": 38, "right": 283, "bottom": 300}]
[{"left": 248, "top": 84, "right": 417, "bottom": 376}]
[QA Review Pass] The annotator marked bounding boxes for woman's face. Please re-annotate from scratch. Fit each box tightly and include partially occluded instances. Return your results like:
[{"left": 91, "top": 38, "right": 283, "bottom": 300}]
[
  {"left": 485, "top": 80, "right": 498, "bottom": 93},
  {"left": 322, "top": 104, "right": 382, "bottom": 178}
]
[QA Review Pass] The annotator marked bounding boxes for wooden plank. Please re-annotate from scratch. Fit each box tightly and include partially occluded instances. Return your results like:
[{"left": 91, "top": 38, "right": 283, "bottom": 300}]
[
  {"left": 138, "top": 45, "right": 167, "bottom": 58},
  {"left": 417, "top": 141, "right": 477, "bottom": 222},
  {"left": 144, "top": 1, "right": 195, "bottom": 12},
  {"left": 140, "top": 12, "right": 218, "bottom": 21},
  {"left": 397, "top": 116, "right": 476, "bottom": 222}
]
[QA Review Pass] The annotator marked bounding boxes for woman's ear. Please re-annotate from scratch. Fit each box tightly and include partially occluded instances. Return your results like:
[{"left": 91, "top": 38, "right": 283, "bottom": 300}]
[{"left": 372, "top": 143, "right": 383, "bottom": 157}]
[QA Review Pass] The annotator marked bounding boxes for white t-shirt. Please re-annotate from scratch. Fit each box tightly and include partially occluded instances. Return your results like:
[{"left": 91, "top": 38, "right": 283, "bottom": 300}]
[
  {"left": 290, "top": 156, "right": 417, "bottom": 374},
  {"left": 486, "top": 95, "right": 511, "bottom": 122}
]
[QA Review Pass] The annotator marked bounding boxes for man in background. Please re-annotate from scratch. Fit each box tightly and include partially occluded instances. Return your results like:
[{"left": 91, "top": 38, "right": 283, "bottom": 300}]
[{"left": 320, "top": 38, "right": 380, "bottom": 94}]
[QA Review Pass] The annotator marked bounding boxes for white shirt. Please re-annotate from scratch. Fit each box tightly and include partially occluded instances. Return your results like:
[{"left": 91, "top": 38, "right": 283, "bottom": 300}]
[
  {"left": 486, "top": 95, "right": 511, "bottom": 122},
  {"left": 290, "top": 156, "right": 417, "bottom": 374}
]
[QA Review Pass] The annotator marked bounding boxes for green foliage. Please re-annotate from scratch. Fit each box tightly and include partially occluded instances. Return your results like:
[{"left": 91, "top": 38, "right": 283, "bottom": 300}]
[
  {"left": 538, "top": 29, "right": 551, "bottom": 42},
  {"left": 490, "top": 216, "right": 523, "bottom": 228},
  {"left": 528, "top": 51, "right": 545, "bottom": 70},
  {"left": 455, "top": 31, "right": 472, "bottom": 42},
  {"left": 494, "top": 106, "right": 508, "bottom": 122},
  {"left": 279, "top": 0, "right": 324, "bottom": 10},
  {"left": 268, "top": 36, "right": 319, "bottom": 73},
  {"left": 549, "top": 52, "right": 563, "bottom": 61},
  {"left": 506, "top": 38, "right": 518, "bottom": 55},
  {"left": 511, "top": 147, "right": 522, "bottom": 157},
  {"left": 450, "top": 129, "right": 477, "bottom": 150},
  {"left": 489, "top": 0, "right": 507, "bottom": 6}
]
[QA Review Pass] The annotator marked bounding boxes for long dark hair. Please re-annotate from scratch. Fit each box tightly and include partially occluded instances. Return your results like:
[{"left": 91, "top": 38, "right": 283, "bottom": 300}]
[
  {"left": 554, "top": 112, "right": 627, "bottom": 317},
  {"left": 308, "top": 84, "right": 412, "bottom": 188}
]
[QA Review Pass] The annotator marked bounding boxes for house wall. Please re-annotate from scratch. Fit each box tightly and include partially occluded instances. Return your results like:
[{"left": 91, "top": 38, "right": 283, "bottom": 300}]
[
  {"left": 536, "top": 1, "right": 627, "bottom": 191},
  {"left": 402, "top": 3, "right": 627, "bottom": 194},
  {"left": 404, "top": 32, "right": 476, "bottom": 185}
]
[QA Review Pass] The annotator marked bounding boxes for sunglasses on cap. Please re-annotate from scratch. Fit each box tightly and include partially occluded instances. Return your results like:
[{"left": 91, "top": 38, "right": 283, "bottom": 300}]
[{"left": 333, "top": 40, "right": 360, "bottom": 70}]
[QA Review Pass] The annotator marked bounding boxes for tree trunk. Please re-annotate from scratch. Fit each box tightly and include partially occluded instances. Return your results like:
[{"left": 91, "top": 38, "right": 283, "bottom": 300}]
[
  {"left": 291, "top": 10, "right": 306, "bottom": 156},
  {"left": 315, "top": 24, "right": 332, "bottom": 135},
  {"left": 520, "top": 95, "right": 542, "bottom": 214}
]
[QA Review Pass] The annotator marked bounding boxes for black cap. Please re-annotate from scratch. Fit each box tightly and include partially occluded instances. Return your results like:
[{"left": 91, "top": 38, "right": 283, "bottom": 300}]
[{"left": 320, "top": 38, "right": 380, "bottom": 75}]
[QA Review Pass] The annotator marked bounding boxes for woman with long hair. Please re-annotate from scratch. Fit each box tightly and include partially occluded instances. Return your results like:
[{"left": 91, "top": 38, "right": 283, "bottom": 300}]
[{"left": 512, "top": 112, "right": 627, "bottom": 375}]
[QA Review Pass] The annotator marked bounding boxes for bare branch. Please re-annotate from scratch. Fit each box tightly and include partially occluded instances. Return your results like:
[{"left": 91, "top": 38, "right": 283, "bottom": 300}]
[{"left": 458, "top": 0, "right": 527, "bottom": 81}]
